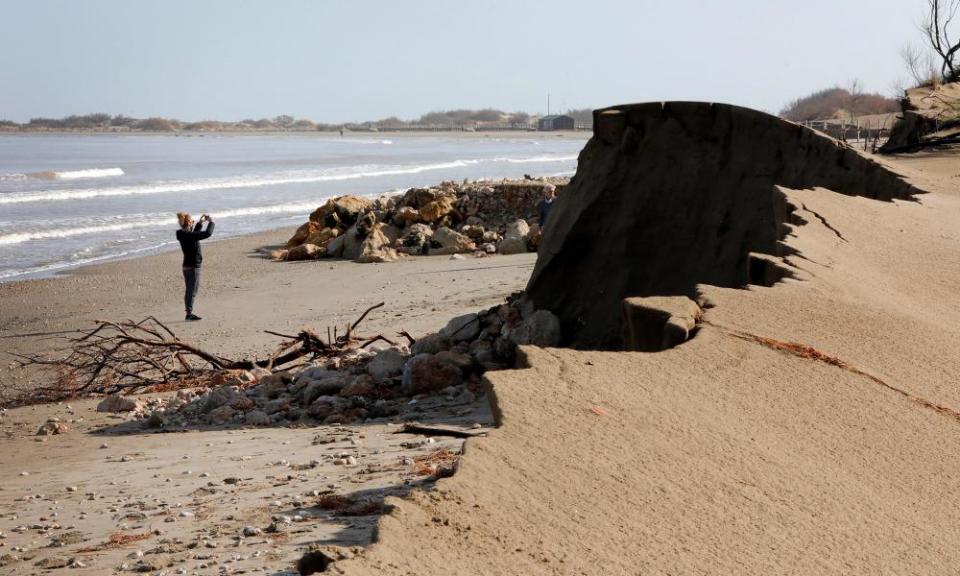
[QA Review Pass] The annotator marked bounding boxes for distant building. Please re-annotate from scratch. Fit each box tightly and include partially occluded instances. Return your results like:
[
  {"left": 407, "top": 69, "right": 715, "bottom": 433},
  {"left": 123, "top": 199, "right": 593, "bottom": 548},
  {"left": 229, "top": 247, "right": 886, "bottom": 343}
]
[{"left": 537, "top": 114, "right": 575, "bottom": 131}]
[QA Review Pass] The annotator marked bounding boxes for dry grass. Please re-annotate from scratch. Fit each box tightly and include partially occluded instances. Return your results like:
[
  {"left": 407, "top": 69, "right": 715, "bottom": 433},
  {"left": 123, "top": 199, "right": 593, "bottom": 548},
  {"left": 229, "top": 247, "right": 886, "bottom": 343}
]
[
  {"left": 77, "top": 531, "right": 152, "bottom": 553},
  {"left": 724, "top": 327, "right": 960, "bottom": 423},
  {"left": 316, "top": 494, "right": 384, "bottom": 516},
  {"left": 413, "top": 448, "right": 460, "bottom": 478}
]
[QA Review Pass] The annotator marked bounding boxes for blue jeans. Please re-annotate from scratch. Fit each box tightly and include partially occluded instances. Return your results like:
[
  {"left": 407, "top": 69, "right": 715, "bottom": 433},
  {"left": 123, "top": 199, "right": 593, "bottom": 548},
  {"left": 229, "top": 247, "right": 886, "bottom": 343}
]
[{"left": 183, "top": 267, "right": 200, "bottom": 313}]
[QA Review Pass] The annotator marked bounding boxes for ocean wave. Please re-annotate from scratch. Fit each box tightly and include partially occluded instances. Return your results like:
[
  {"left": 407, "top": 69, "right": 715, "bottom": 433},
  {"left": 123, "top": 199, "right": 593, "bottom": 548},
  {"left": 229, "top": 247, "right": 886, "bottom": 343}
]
[
  {"left": 0, "top": 241, "right": 176, "bottom": 281},
  {"left": 0, "top": 161, "right": 477, "bottom": 205},
  {"left": 0, "top": 167, "right": 125, "bottom": 182},
  {"left": 498, "top": 154, "right": 578, "bottom": 164},
  {"left": 0, "top": 200, "right": 330, "bottom": 246}
]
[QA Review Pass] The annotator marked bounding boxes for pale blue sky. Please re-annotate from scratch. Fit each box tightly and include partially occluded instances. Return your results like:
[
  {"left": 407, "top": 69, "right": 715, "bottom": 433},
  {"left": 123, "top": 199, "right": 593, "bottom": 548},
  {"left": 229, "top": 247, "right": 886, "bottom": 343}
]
[{"left": 0, "top": 0, "right": 927, "bottom": 122}]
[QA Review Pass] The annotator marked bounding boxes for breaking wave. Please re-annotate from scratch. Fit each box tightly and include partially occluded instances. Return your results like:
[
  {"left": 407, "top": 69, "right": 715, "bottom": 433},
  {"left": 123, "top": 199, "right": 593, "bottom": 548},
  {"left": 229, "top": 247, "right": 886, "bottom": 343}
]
[
  {"left": 0, "top": 161, "right": 478, "bottom": 205},
  {"left": 0, "top": 241, "right": 176, "bottom": 281},
  {"left": 0, "top": 200, "right": 329, "bottom": 246},
  {"left": 0, "top": 167, "right": 125, "bottom": 182}
]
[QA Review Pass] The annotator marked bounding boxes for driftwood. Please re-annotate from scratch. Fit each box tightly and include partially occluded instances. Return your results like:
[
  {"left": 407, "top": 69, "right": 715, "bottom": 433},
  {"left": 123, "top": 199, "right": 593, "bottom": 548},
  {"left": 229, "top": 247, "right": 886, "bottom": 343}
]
[{"left": 14, "top": 303, "right": 395, "bottom": 403}]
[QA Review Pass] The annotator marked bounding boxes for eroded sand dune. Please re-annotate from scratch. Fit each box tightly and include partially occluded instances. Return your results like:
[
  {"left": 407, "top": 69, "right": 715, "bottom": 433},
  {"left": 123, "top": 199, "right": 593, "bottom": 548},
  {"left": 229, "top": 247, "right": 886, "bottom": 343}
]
[{"left": 336, "top": 105, "right": 960, "bottom": 575}]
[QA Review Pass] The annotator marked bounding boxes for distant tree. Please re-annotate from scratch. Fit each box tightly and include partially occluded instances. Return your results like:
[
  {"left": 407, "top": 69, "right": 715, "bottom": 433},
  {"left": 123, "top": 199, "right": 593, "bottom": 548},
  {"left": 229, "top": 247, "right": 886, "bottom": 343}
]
[
  {"left": 111, "top": 114, "right": 137, "bottom": 127},
  {"left": 780, "top": 87, "right": 900, "bottom": 121},
  {"left": 508, "top": 111, "right": 530, "bottom": 126},
  {"left": 469, "top": 109, "right": 504, "bottom": 122},
  {"left": 133, "top": 117, "right": 179, "bottom": 131},
  {"left": 290, "top": 119, "right": 316, "bottom": 130},
  {"left": 566, "top": 108, "right": 594, "bottom": 127},
  {"left": 273, "top": 115, "right": 295, "bottom": 127}
]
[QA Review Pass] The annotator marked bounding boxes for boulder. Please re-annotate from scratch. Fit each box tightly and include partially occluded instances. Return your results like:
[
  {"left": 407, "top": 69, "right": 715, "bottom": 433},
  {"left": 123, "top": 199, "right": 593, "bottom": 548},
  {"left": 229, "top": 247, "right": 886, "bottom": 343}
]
[
  {"left": 418, "top": 196, "right": 457, "bottom": 223},
  {"left": 303, "top": 227, "right": 339, "bottom": 248},
  {"left": 401, "top": 187, "right": 439, "bottom": 209},
  {"left": 393, "top": 206, "right": 421, "bottom": 227},
  {"left": 244, "top": 410, "right": 271, "bottom": 426},
  {"left": 300, "top": 372, "right": 351, "bottom": 404},
  {"left": 430, "top": 227, "right": 475, "bottom": 255},
  {"left": 507, "top": 309, "right": 562, "bottom": 347},
  {"left": 339, "top": 375, "right": 376, "bottom": 398},
  {"left": 208, "top": 405, "right": 236, "bottom": 425},
  {"left": 341, "top": 226, "right": 363, "bottom": 260},
  {"left": 439, "top": 313, "right": 481, "bottom": 342},
  {"left": 203, "top": 386, "right": 246, "bottom": 413},
  {"left": 286, "top": 243, "right": 323, "bottom": 261},
  {"left": 97, "top": 394, "right": 141, "bottom": 413},
  {"left": 398, "top": 223, "right": 433, "bottom": 255},
  {"left": 356, "top": 224, "right": 399, "bottom": 263},
  {"left": 401, "top": 354, "right": 463, "bottom": 395},
  {"left": 366, "top": 348, "right": 408, "bottom": 382},
  {"left": 309, "top": 196, "right": 373, "bottom": 227},
  {"left": 498, "top": 219, "right": 531, "bottom": 254},
  {"left": 410, "top": 333, "right": 451, "bottom": 355},
  {"left": 287, "top": 221, "right": 318, "bottom": 248},
  {"left": 325, "top": 234, "right": 346, "bottom": 258}
]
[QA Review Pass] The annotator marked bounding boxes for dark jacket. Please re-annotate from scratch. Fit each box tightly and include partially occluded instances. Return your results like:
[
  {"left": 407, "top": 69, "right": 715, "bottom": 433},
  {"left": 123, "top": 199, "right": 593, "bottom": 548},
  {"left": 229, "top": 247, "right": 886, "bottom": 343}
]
[
  {"left": 538, "top": 198, "right": 555, "bottom": 227},
  {"left": 177, "top": 221, "right": 214, "bottom": 268}
]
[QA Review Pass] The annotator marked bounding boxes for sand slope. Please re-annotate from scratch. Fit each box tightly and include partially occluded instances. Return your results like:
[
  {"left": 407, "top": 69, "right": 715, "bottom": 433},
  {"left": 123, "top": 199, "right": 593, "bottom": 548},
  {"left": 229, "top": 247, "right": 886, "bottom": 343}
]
[{"left": 334, "top": 151, "right": 960, "bottom": 575}]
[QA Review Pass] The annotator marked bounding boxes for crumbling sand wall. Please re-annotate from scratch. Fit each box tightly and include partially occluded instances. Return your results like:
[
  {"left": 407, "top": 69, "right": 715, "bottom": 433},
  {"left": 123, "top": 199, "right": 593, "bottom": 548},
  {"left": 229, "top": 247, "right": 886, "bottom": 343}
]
[{"left": 527, "top": 102, "right": 922, "bottom": 348}]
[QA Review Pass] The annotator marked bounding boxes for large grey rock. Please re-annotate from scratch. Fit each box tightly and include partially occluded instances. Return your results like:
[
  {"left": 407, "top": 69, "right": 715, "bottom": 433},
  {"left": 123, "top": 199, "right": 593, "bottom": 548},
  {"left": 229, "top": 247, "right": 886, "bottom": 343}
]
[
  {"left": 366, "top": 348, "right": 407, "bottom": 382},
  {"left": 300, "top": 372, "right": 351, "bottom": 404},
  {"left": 203, "top": 386, "right": 245, "bottom": 413},
  {"left": 430, "top": 226, "right": 475, "bottom": 255},
  {"left": 508, "top": 310, "right": 561, "bottom": 347},
  {"left": 439, "top": 313, "right": 481, "bottom": 342},
  {"left": 499, "top": 219, "right": 531, "bottom": 254},
  {"left": 401, "top": 353, "right": 463, "bottom": 395},
  {"left": 410, "top": 333, "right": 451, "bottom": 355}
]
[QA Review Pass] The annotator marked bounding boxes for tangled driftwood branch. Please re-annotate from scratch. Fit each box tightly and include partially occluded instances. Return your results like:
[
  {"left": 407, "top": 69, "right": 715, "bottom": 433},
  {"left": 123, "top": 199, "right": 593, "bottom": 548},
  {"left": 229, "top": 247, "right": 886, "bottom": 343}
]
[{"left": 14, "top": 303, "right": 393, "bottom": 403}]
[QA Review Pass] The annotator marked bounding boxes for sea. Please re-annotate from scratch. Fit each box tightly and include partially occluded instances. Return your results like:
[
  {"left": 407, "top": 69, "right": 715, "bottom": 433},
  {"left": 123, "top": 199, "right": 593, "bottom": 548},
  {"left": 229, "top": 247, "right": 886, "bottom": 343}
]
[{"left": 0, "top": 133, "right": 585, "bottom": 282}]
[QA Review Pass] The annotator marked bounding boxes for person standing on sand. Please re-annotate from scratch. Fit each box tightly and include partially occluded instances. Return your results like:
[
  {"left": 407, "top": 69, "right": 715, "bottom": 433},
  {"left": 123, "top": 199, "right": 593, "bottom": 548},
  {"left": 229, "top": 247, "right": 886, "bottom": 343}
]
[
  {"left": 538, "top": 184, "right": 557, "bottom": 229},
  {"left": 176, "top": 212, "right": 215, "bottom": 321}
]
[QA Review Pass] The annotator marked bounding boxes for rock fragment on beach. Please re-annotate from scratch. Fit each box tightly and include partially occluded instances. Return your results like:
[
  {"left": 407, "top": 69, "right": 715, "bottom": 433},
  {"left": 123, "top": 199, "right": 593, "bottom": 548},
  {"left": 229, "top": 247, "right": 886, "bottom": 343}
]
[
  {"left": 430, "top": 226, "right": 475, "bottom": 255},
  {"left": 287, "top": 243, "right": 324, "bottom": 261},
  {"left": 36, "top": 418, "right": 68, "bottom": 436},
  {"left": 498, "top": 218, "right": 532, "bottom": 254},
  {"left": 96, "top": 394, "right": 142, "bottom": 413}
]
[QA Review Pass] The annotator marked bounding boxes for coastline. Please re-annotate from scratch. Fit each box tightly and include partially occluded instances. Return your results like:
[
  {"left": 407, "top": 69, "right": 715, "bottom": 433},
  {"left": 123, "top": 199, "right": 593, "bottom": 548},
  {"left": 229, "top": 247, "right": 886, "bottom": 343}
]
[
  {"left": 0, "top": 130, "right": 590, "bottom": 139},
  {"left": 0, "top": 225, "right": 537, "bottom": 402}
]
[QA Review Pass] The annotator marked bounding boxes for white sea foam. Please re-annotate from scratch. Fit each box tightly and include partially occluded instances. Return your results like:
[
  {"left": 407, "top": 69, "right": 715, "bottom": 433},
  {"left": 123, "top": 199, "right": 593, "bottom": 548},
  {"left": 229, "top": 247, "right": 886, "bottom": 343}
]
[
  {"left": 0, "top": 200, "right": 330, "bottom": 246},
  {"left": 0, "top": 161, "right": 479, "bottom": 205},
  {"left": 0, "top": 241, "right": 176, "bottom": 281},
  {"left": 0, "top": 167, "right": 125, "bottom": 182},
  {"left": 498, "top": 154, "right": 578, "bottom": 164},
  {"left": 53, "top": 167, "right": 125, "bottom": 180}
]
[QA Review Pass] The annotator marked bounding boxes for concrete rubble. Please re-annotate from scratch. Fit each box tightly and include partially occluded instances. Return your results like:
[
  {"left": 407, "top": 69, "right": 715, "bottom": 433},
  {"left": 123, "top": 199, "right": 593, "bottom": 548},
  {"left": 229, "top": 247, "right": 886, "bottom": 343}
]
[
  {"left": 276, "top": 177, "right": 567, "bottom": 263},
  {"left": 128, "top": 293, "right": 560, "bottom": 429}
]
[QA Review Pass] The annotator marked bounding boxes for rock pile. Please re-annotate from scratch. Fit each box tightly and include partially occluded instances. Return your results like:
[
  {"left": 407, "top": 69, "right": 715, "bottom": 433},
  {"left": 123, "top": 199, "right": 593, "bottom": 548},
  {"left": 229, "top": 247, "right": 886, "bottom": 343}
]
[
  {"left": 118, "top": 294, "right": 561, "bottom": 428},
  {"left": 277, "top": 178, "right": 567, "bottom": 263}
]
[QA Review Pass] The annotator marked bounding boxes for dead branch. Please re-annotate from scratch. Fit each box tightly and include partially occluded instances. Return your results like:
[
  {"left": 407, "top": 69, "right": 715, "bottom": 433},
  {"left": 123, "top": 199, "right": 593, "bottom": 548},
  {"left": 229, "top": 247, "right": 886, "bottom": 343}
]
[{"left": 13, "top": 302, "right": 389, "bottom": 405}]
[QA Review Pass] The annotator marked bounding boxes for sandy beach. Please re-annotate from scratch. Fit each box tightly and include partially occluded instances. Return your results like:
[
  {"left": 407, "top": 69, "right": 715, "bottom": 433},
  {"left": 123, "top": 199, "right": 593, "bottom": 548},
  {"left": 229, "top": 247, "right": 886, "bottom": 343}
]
[
  {"left": 2, "top": 128, "right": 960, "bottom": 575},
  {"left": 0, "top": 229, "right": 536, "bottom": 402}
]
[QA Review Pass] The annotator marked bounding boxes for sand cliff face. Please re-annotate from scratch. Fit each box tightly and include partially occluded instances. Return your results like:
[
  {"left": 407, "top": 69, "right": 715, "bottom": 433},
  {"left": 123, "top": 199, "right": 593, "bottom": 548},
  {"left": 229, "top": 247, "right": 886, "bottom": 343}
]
[{"left": 527, "top": 102, "right": 921, "bottom": 348}]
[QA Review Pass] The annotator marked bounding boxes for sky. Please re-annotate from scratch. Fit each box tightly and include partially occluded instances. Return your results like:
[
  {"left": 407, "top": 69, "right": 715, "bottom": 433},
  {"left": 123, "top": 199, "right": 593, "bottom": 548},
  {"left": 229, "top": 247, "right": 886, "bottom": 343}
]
[{"left": 0, "top": 0, "right": 930, "bottom": 122}]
